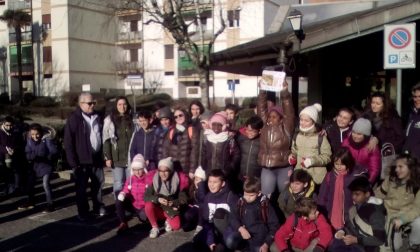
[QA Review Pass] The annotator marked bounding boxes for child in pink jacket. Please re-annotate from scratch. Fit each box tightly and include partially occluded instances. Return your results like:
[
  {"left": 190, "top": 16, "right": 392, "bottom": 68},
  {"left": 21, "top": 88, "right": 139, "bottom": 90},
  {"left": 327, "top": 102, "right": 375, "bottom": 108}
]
[
  {"left": 342, "top": 118, "right": 381, "bottom": 184},
  {"left": 275, "top": 198, "right": 333, "bottom": 252}
]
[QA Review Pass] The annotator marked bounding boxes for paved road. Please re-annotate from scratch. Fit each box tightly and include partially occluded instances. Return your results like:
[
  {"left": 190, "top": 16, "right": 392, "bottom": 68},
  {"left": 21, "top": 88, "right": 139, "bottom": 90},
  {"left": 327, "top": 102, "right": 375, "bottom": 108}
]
[{"left": 0, "top": 174, "right": 197, "bottom": 252}]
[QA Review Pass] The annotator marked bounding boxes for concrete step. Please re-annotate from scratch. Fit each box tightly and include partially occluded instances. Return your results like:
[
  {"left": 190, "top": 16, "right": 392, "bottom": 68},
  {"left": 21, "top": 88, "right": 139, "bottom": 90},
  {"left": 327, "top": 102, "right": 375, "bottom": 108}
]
[{"left": 57, "top": 167, "right": 113, "bottom": 185}]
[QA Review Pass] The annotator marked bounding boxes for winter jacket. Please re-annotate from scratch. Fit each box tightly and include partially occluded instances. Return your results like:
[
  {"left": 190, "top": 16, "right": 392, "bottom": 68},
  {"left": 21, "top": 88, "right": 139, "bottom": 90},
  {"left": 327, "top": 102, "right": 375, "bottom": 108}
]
[
  {"left": 0, "top": 125, "right": 23, "bottom": 165},
  {"left": 143, "top": 171, "right": 189, "bottom": 217},
  {"left": 318, "top": 167, "right": 367, "bottom": 221},
  {"left": 237, "top": 127, "right": 261, "bottom": 178},
  {"left": 233, "top": 195, "right": 280, "bottom": 247},
  {"left": 274, "top": 213, "right": 333, "bottom": 251},
  {"left": 323, "top": 121, "right": 352, "bottom": 154},
  {"left": 363, "top": 111, "right": 404, "bottom": 153},
  {"left": 344, "top": 197, "right": 386, "bottom": 250},
  {"left": 161, "top": 125, "right": 199, "bottom": 174},
  {"left": 342, "top": 137, "right": 381, "bottom": 183},
  {"left": 258, "top": 89, "right": 295, "bottom": 168},
  {"left": 201, "top": 186, "right": 240, "bottom": 246},
  {"left": 121, "top": 174, "right": 148, "bottom": 210},
  {"left": 129, "top": 127, "right": 157, "bottom": 168},
  {"left": 375, "top": 176, "right": 420, "bottom": 226},
  {"left": 404, "top": 107, "right": 420, "bottom": 160},
  {"left": 201, "top": 135, "right": 240, "bottom": 178},
  {"left": 188, "top": 180, "right": 208, "bottom": 206},
  {"left": 155, "top": 126, "right": 170, "bottom": 161},
  {"left": 64, "top": 107, "right": 103, "bottom": 168},
  {"left": 291, "top": 127, "right": 332, "bottom": 184},
  {"left": 103, "top": 115, "right": 134, "bottom": 168},
  {"left": 278, "top": 180, "right": 316, "bottom": 218},
  {"left": 25, "top": 137, "right": 57, "bottom": 177}
]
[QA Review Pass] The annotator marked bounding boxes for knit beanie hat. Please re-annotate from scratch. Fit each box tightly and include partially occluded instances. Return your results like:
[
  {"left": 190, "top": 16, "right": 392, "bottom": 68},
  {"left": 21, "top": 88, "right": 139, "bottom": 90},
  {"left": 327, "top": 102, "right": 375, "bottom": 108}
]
[
  {"left": 352, "top": 118, "right": 372, "bottom": 136},
  {"left": 194, "top": 166, "right": 206, "bottom": 181},
  {"left": 269, "top": 106, "right": 283, "bottom": 117},
  {"left": 158, "top": 157, "right": 173, "bottom": 171},
  {"left": 300, "top": 103, "right": 322, "bottom": 122},
  {"left": 210, "top": 111, "right": 228, "bottom": 126},
  {"left": 158, "top": 106, "right": 173, "bottom": 119},
  {"left": 200, "top": 110, "right": 214, "bottom": 123},
  {"left": 131, "top": 154, "right": 146, "bottom": 170}
]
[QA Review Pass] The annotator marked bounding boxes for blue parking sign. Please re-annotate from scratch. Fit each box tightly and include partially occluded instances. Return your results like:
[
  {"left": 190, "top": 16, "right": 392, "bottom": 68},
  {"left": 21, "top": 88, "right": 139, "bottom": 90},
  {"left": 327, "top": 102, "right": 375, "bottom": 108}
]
[{"left": 389, "top": 55, "right": 398, "bottom": 64}]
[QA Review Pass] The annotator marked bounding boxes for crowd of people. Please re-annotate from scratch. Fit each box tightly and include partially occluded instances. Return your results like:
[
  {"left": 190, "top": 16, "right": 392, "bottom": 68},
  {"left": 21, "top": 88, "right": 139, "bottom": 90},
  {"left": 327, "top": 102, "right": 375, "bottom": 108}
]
[{"left": 0, "top": 81, "right": 420, "bottom": 252}]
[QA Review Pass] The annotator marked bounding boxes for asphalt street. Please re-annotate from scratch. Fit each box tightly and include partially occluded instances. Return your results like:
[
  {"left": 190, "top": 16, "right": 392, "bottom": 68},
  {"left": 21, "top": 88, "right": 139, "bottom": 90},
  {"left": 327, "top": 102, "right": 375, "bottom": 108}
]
[{"left": 0, "top": 174, "right": 197, "bottom": 252}]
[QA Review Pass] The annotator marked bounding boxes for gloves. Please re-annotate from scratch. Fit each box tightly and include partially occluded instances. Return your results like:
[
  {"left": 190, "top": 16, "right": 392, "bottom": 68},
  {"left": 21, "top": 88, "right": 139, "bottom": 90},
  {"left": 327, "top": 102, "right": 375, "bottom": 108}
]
[
  {"left": 302, "top": 158, "right": 312, "bottom": 168},
  {"left": 117, "top": 193, "right": 125, "bottom": 202},
  {"left": 288, "top": 155, "right": 297, "bottom": 166}
]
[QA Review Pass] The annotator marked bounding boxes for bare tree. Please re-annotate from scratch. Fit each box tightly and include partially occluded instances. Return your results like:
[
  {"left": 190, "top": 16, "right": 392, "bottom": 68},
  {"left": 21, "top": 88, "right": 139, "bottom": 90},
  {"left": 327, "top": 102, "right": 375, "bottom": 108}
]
[{"left": 114, "top": 0, "right": 226, "bottom": 108}]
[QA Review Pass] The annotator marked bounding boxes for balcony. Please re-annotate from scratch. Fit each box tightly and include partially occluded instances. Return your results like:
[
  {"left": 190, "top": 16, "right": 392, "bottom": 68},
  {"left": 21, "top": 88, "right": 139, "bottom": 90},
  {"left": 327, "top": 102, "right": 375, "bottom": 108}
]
[
  {"left": 9, "top": 32, "right": 32, "bottom": 44},
  {"left": 9, "top": 0, "right": 31, "bottom": 10},
  {"left": 116, "top": 31, "right": 142, "bottom": 45},
  {"left": 115, "top": 2, "right": 141, "bottom": 17},
  {"left": 116, "top": 61, "right": 143, "bottom": 75},
  {"left": 10, "top": 63, "right": 33, "bottom": 76}
]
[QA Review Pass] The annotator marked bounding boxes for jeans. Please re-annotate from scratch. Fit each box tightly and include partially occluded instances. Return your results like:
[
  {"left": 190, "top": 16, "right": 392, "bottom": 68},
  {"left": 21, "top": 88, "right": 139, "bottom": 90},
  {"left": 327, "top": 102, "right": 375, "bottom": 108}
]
[
  {"left": 42, "top": 173, "right": 53, "bottom": 204},
  {"left": 261, "top": 166, "right": 291, "bottom": 196},
  {"left": 73, "top": 165, "right": 104, "bottom": 216},
  {"left": 112, "top": 166, "right": 130, "bottom": 198}
]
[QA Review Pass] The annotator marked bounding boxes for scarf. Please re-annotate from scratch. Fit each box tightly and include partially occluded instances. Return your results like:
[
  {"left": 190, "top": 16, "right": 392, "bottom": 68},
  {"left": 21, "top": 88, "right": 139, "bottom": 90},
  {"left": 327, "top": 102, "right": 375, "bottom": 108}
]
[
  {"left": 82, "top": 112, "right": 101, "bottom": 153},
  {"left": 103, "top": 116, "right": 117, "bottom": 149},
  {"left": 204, "top": 129, "right": 229, "bottom": 143},
  {"left": 331, "top": 170, "right": 347, "bottom": 230},
  {"left": 372, "top": 114, "right": 383, "bottom": 131},
  {"left": 152, "top": 171, "right": 180, "bottom": 196},
  {"left": 299, "top": 124, "right": 315, "bottom": 133}
]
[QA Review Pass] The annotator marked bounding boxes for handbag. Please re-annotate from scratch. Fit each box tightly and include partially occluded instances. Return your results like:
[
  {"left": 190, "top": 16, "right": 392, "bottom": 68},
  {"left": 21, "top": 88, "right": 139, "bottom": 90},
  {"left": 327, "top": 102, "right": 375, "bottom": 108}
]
[{"left": 381, "top": 143, "right": 396, "bottom": 180}]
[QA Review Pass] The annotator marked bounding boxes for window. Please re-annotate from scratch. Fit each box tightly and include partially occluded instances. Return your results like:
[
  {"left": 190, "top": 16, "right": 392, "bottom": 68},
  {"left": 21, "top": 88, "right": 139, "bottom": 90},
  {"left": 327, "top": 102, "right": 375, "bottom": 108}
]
[
  {"left": 227, "top": 10, "right": 240, "bottom": 28},
  {"left": 130, "top": 49, "right": 138, "bottom": 62},
  {"left": 165, "top": 44, "right": 174, "bottom": 59},
  {"left": 42, "top": 14, "right": 51, "bottom": 30},
  {"left": 0, "top": 0, "right": 5, "bottom": 6},
  {"left": 130, "top": 20, "right": 138, "bottom": 32},
  {"left": 164, "top": 71, "right": 174, "bottom": 76},
  {"left": 43, "top": 46, "right": 52, "bottom": 62}
]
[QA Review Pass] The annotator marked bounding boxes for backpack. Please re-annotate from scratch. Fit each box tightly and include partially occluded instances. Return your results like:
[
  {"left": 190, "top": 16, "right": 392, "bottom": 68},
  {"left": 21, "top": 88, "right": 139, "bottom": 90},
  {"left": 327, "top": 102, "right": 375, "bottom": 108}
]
[
  {"left": 169, "top": 126, "right": 193, "bottom": 141},
  {"left": 237, "top": 196, "right": 270, "bottom": 224},
  {"left": 292, "top": 132, "right": 324, "bottom": 155}
]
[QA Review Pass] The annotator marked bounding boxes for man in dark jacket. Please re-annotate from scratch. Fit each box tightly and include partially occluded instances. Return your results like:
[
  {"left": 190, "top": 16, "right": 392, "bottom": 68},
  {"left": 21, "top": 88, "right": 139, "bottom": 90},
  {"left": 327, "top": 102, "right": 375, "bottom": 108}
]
[
  {"left": 64, "top": 92, "right": 106, "bottom": 221},
  {"left": 404, "top": 82, "right": 420, "bottom": 160}
]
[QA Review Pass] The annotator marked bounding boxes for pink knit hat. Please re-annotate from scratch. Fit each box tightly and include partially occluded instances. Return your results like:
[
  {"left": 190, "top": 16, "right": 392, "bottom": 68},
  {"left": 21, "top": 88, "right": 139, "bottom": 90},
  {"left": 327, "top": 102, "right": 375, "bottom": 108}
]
[
  {"left": 210, "top": 111, "right": 228, "bottom": 126},
  {"left": 269, "top": 106, "right": 283, "bottom": 117}
]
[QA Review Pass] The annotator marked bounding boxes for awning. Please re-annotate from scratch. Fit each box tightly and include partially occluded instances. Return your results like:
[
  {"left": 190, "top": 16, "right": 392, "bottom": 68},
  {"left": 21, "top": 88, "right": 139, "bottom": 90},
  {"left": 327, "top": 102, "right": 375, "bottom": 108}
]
[{"left": 211, "top": 0, "right": 420, "bottom": 76}]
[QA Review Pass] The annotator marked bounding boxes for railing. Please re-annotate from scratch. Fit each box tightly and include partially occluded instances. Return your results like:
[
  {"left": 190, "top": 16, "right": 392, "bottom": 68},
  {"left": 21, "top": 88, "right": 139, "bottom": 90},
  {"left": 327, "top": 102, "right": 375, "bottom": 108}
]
[
  {"left": 10, "top": 63, "right": 33, "bottom": 75},
  {"left": 117, "top": 31, "right": 142, "bottom": 44},
  {"left": 9, "top": 0, "right": 31, "bottom": 10},
  {"left": 116, "top": 61, "right": 143, "bottom": 75},
  {"left": 9, "top": 32, "right": 32, "bottom": 43}
]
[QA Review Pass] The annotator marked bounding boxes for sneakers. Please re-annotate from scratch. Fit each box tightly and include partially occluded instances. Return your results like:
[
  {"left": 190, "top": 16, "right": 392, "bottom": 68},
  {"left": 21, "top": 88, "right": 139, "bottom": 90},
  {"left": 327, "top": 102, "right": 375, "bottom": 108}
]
[
  {"left": 93, "top": 206, "right": 107, "bottom": 217},
  {"left": 194, "top": 225, "right": 203, "bottom": 236},
  {"left": 149, "top": 227, "right": 160, "bottom": 238},
  {"left": 164, "top": 221, "right": 172, "bottom": 232},
  {"left": 116, "top": 222, "right": 128, "bottom": 235},
  {"left": 18, "top": 202, "right": 34, "bottom": 210}
]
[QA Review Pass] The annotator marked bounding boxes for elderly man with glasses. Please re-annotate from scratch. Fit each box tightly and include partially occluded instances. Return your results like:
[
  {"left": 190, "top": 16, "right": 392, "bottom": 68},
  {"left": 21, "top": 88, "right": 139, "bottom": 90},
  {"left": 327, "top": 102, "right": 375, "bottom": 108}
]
[{"left": 64, "top": 92, "right": 106, "bottom": 221}]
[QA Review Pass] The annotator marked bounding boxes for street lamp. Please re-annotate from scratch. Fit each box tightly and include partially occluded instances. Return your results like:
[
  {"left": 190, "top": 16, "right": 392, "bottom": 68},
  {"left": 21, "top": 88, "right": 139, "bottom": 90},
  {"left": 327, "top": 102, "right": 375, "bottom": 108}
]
[{"left": 287, "top": 9, "right": 305, "bottom": 43}]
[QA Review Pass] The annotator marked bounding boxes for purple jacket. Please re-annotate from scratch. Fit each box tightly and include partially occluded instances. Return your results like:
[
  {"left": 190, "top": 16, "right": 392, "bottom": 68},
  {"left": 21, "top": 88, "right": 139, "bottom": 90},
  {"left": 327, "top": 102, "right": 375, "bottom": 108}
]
[
  {"left": 342, "top": 137, "right": 381, "bottom": 183},
  {"left": 318, "top": 166, "right": 367, "bottom": 220},
  {"left": 64, "top": 107, "right": 103, "bottom": 168},
  {"left": 25, "top": 137, "right": 57, "bottom": 177}
]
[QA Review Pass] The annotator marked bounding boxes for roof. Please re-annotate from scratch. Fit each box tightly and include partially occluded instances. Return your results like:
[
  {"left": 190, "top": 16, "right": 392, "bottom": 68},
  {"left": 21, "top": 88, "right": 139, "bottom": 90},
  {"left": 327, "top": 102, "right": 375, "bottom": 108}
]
[{"left": 211, "top": 0, "right": 420, "bottom": 75}]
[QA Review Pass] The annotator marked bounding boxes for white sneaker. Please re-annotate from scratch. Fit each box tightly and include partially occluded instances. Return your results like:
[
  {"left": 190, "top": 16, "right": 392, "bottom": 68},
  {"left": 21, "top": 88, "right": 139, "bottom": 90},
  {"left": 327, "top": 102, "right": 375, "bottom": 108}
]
[
  {"left": 149, "top": 227, "right": 159, "bottom": 238},
  {"left": 164, "top": 221, "right": 172, "bottom": 232}
]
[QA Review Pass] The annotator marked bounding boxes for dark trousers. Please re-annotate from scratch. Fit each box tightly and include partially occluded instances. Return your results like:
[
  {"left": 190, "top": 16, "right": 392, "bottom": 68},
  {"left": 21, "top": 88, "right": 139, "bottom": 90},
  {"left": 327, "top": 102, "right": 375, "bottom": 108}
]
[
  {"left": 182, "top": 205, "right": 200, "bottom": 231},
  {"left": 73, "top": 165, "right": 104, "bottom": 216},
  {"left": 115, "top": 199, "right": 147, "bottom": 223}
]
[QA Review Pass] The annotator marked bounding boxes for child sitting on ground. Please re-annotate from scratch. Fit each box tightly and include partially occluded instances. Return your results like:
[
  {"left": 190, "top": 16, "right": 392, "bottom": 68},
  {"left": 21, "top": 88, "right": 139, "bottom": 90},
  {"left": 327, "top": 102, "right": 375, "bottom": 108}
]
[
  {"left": 330, "top": 176, "right": 386, "bottom": 252},
  {"left": 274, "top": 198, "right": 333, "bottom": 252},
  {"left": 278, "top": 169, "right": 315, "bottom": 218},
  {"left": 115, "top": 154, "right": 150, "bottom": 235},
  {"left": 227, "top": 177, "right": 279, "bottom": 252},
  {"left": 21, "top": 123, "right": 57, "bottom": 212}
]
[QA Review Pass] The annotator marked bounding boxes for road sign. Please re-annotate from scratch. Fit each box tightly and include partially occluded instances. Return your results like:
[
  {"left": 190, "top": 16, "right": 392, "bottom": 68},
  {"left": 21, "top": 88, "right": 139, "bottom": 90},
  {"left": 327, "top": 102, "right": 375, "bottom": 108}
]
[{"left": 384, "top": 23, "right": 416, "bottom": 69}]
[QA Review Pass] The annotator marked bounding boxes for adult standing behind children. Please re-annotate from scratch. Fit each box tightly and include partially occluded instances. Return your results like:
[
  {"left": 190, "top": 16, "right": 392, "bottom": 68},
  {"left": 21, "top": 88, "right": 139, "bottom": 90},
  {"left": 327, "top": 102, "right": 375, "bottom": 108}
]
[
  {"left": 162, "top": 108, "right": 199, "bottom": 179},
  {"left": 103, "top": 96, "right": 135, "bottom": 199},
  {"left": 404, "top": 82, "right": 420, "bottom": 161},
  {"left": 64, "top": 92, "right": 106, "bottom": 221},
  {"left": 258, "top": 80, "right": 295, "bottom": 197}
]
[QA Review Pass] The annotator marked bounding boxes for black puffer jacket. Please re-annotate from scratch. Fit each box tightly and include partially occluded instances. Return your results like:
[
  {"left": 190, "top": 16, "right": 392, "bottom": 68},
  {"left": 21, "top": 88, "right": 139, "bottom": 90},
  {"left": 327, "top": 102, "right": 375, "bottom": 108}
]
[{"left": 237, "top": 127, "right": 261, "bottom": 178}]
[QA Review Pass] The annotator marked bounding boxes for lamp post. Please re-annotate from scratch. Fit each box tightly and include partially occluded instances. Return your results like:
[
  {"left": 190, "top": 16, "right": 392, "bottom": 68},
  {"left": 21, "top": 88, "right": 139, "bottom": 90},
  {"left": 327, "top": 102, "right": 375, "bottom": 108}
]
[{"left": 287, "top": 9, "right": 305, "bottom": 43}]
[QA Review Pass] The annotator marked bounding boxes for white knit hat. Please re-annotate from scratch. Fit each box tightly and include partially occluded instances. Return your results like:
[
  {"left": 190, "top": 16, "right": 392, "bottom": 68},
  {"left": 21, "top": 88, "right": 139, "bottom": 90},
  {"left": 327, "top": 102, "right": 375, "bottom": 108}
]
[
  {"left": 158, "top": 157, "right": 174, "bottom": 171},
  {"left": 131, "top": 154, "right": 146, "bottom": 170},
  {"left": 300, "top": 103, "right": 322, "bottom": 122},
  {"left": 194, "top": 166, "right": 206, "bottom": 181}
]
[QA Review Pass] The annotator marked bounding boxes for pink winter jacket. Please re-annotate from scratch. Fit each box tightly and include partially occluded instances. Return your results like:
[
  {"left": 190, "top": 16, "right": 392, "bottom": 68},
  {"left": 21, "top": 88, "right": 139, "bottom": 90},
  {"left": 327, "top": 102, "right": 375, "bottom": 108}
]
[
  {"left": 342, "top": 138, "right": 381, "bottom": 183},
  {"left": 121, "top": 174, "right": 149, "bottom": 210}
]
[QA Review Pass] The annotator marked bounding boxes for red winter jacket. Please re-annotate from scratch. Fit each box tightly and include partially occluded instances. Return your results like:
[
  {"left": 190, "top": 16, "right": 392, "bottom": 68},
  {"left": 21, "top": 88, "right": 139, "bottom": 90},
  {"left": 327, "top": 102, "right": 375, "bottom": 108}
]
[
  {"left": 342, "top": 138, "right": 381, "bottom": 183},
  {"left": 274, "top": 213, "right": 332, "bottom": 251}
]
